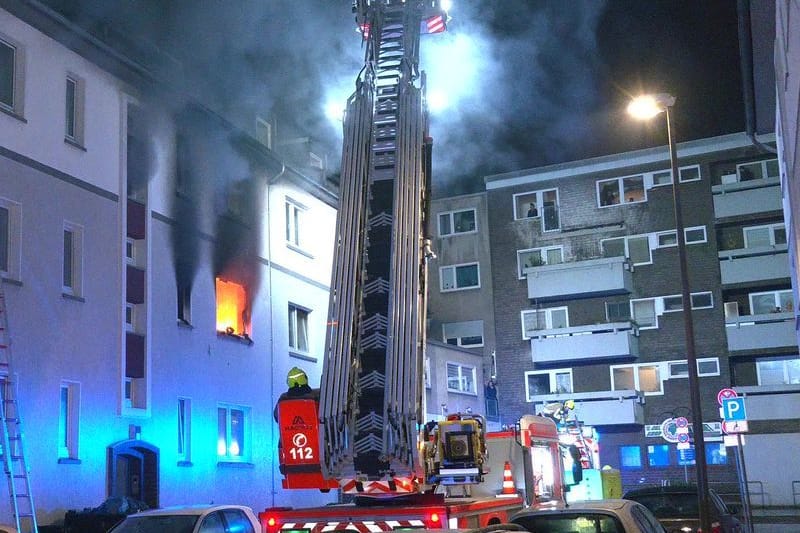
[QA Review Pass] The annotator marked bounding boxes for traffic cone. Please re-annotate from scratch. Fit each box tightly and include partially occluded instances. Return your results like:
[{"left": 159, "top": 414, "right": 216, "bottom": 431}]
[{"left": 498, "top": 461, "right": 516, "bottom": 497}]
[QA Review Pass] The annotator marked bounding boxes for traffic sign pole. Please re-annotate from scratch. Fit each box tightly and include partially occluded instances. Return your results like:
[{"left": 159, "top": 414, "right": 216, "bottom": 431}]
[{"left": 735, "top": 433, "right": 754, "bottom": 533}]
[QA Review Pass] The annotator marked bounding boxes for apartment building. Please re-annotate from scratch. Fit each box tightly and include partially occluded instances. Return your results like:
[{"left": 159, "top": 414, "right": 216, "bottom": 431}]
[
  {"left": 426, "top": 193, "right": 496, "bottom": 425},
  {"left": 469, "top": 132, "right": 800, "bottom": 494},
  {"left": 0, "top": 3, "right": 336, "bottom": 526}
]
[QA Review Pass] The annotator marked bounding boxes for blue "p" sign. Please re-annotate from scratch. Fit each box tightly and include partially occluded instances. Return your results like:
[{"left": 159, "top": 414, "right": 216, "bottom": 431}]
[{"left": 722, "top": 397, "right": 747, "bottom": 421}]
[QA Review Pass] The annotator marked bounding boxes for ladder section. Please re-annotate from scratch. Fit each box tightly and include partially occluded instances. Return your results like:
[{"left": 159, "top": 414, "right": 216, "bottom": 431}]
[{"left": 0, "top": 285, "right": 37, "bottom": 533}]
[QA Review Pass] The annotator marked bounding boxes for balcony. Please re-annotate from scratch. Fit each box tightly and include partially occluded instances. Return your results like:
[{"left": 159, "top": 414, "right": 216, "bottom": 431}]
[
  {"left": 726, "top": 313, "right": 797, "bottom": 351},
  {"left": 733, "top": 384, "right": 800, "bottom": 421},
  {"left": 529, "top": 389, "right": 645, "bottom": 426},
  {"left": 529, "top": 322, "right": 639, "bottom": 364},
  {"left": 719, "top": 246, "right": 790, "bottom": 285},
  {"left": 526, "top": 256, "right": 632, "bottom": 301},
  {"left": 712, "top": 177, "right": 782, "bottom": 218}
]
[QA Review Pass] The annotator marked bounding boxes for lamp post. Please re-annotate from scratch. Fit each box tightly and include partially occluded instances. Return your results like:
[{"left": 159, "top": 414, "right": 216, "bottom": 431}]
[{"left": 628, "top": 93, "right": 711, "bottom": 533}]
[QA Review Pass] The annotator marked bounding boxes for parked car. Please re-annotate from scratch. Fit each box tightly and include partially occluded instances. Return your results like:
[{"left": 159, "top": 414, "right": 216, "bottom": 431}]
[
  {"left": 107, "top": 504, "right": 260, "bottom": 533},
  {"left": 623, "top": 485, "right": 743, "bottom": 533},
  {"left": 64, "top": 496, "right": 149, "bottom": 533},
  {"left": 511, "top": 499, "right": 667, "bottom": 533}
]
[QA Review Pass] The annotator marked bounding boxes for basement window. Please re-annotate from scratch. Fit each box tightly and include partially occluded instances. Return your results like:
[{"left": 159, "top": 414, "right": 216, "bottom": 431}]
[{"left": 215, "top": 278, "right": 250, "bottom": 339}]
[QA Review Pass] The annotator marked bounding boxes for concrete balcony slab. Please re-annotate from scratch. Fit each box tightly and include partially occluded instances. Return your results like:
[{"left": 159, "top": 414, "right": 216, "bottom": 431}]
[
  {"left": 526, "top": 256, "right": 632, "bottom": 301},
  {"left": 528, "top": 389, "right": 645, "bottom": 426},
  {"left": 529, "top": 321, "right": 639, "bottom": 364}
]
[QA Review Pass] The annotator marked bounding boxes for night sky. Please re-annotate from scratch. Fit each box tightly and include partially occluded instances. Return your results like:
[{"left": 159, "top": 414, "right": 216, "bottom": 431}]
[{"left": 43, "top": 0, "right": 746, "bottom": 196}]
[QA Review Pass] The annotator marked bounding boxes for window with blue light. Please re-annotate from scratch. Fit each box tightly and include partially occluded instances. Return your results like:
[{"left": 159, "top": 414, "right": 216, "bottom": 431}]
[
  {"left": 647, "top": 444, "right": 670, "bottom": 467},
  {"left": 217, "top": 403, "right": 251, "bottom": 462},
  {"left": 620, "top": 445, "right": 642, "bottom": 469},
  {"left": 706, "top": 443, "right": 728, "bottom": 465}
]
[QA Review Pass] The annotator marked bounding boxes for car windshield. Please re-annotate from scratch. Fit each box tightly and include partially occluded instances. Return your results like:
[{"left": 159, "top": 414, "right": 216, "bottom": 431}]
[
  {"left": 513, "top": 513, "right": 623, "bottom": 533},
  {"left": 109, "top": 514, "right": 199, "bottom": 533},
  {"left": 628, "top": 493, "right": 698, "bottom": 518}
]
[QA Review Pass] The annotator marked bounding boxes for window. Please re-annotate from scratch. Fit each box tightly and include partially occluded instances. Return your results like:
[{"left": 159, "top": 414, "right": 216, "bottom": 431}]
[
  {"left": 525, "top": 369, "right": 572, "bottom": 399},
  {"left": 756, "top": 356, "right": 800, "bottom": 385},
  {"left": 438, "top": 208, "right": 477, "bottom": 236},
  {"left": 288, "top": 304, "right": 309, "bottom": 353},
  {"left": 668, "top": 357, "right": 720, "bottom": 378},
  {"left": 661, "top": 292, "right": 714, "bottom": 312},
  {"left": 125, "top": 303, "right": 135, "bottom": 332},
  {"left": 446, "top": 363, "right": 476, "bottom": 394},
  {"left": 0, "top": 199, "right": 20, "bottom": 279},
  {"left": 63, "top": 222, "right": 83, "bottom": 297},
  {"left": 620, "top": 445, "right": 642, "bottom": 468},
  {"left": 216, "top": 278, "right": 249, "bottom": 336},
  {"left": 256, "top": 117, "right": 272, "bottom": 148},
  {"left": 647, "top": 444, "right": 670, "bottom": 467},
  {"left": 217, "top": 404, "right": 250, "bottom": 462},
  {"left": 605, "top": 301, "right": 630, "bottom": 322},
  {"left": 440, "top": 262, "right": 480, "bottom": 291},
  {"left": 656, "top": 231, "right": 677, "bottom": 247},
  {"left": 743, "top": 223, "right": 787, "bottom": 248},
  {"left": 685, "top": 226, "right": 707, "bottom": 244},
  {"left": 517, "top": 246, "right": 563, "bottom": 278},
  {"left": 706, "top": 443, "right": 728, "bottom": 465},
  {"left": 601, "top": 234, "right": 651, "bottom": 264},
  {"left": 424, "top": 357, "right": 431, "bottom": 388},
  {"left": 125, "top": 238, "right": 135, "bottom": 264},
  {"left": 0, "top": 36, "right": 23, "bottom": 116},
  {"left": 650, "top": 165, "right": 701, "bottom": 186},
  {"left": 64, "top": 74, "right": 84, "bottom": 145},
  {"left": 521, "top": 307, "right": 568, "bottom": 338},
  {"left": 631, "top": 299, "right": 657, "bottom": 328},
  {"left": 177, "top": 284, "right": 191, "bottom": 325},
  {"left": 513, "top": 189, "right": 560, "bottom": 231},
  {"left": 221, "top": 509, "right": 256, "bottom": 533},
  {"left": 285, "top": 198, "right": 306, "bottom": 249},
  {"left": 611, "top": 363, "right": 663, "bottom": 394},
  {"left": 443, "top": 320, "right": 484, "bottom": 347},
  {"left": 736, "top": 158, "right": 779, "bottom": 181},
  {"left": 597, "top": 175, "right": 645, "bottom": 206},
  {"left": 178, "top": 397, "right": 191, "bottom": 463},
  {"left": 749, "top": 289, "right": 794, "bottom": 314},
  {"left": 58, "top": 381, "right": 80, "bottom": 460}
]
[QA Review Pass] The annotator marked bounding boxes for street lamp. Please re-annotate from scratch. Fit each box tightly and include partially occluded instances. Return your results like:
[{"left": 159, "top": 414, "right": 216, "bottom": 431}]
[{"left": 628, "top": 93, "right": 711, "bottom": 533}]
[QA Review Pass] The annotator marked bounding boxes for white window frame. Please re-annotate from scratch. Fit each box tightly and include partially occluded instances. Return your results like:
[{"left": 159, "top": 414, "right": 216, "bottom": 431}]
[
  {"left": 288, "top": 303, "right": 310, "bottom": 354},
  {"left": 654, "top": 225, "right": 707, "bottom": 248},
  {"left": 424, "top": 357, "right": 431, "bottom": 389},
  {"left": 58, "top": 381, "right": 80, "bottom": 460},
  {"left": 649, "top": 164, "right": 702, "bottom": 187},
  {"left": 438, "top": 208, "right": 477, "bottom": 237},
  {"left": 667, "top": 357, "right": 721, "bottom": 379},
  {"left": 439, "top": 262, "right": 480, "bottom": 292},
  {"left": 521, "top": 307, "right": 569, "bottom": 339},
  {"left": 756, "top": 357, "right": 800, "bottom": 386},
  {"left": 446, "top": 362, "right": 477, "bottom": 395},
  {"left": 442, "top": 321, "right": 484, "bottom": 347},
  {"left": 630, "top": 298, "right": 659, "bottom": 329},
  {"left": 610, "top": 363, "right": 664, "bottom": 396},
  {"left": 255, "top": 117, "right": 272, "bottom": 148},
  {"left": 0, "top": 198, "right": 21, "bottom": 281},
  {"left": 63, "top": 221, "right": 84, "bottom": 297},
  {"left": 743, "top": 223, "right": 787, "bottom": 248},
  {"left": 662, "top": 291, "right": 715, "bottom": 313},
  {"left": 177, "top": 397, "right": 191, "bottom": 462},
  {"left": 748, "top": 289, "right": 794, "bottom": 314},
  {"left": 216, "top": 403, "right": 251, "bottom": 462},
  {"left": 601, "top": 234, "right": 652, "bottom": 265},
  {"left": 64, "top": 73, "right": 85, "bottom": 146},
  {"left": 517, "top": 246, "right": 563, "bottom": 279},
  {"left": 125, "top": 303, "right": 135, "bottom": 332},
  {"left": 605, "top": 301, "right": 631, "bottom": 322},
  {"left": 597, "top": 174, "right": 647, "bottom": 207},
  {"left": 735, "top": 158, "right": 779, "bottom": 182},
  {"left": 285, "top": 197, "right": 307, "bottom": 250},
  {"left": 177, "top": 283, "right": 191, "bottom": 325},
  {"left": 524, "top": 369, "right": 573, "bottom": 400},
  {"left": 684, "top": 225, "right": 708, "bottom": 244},
  {"left": 0, "top": 35, "right": 24, "bottom": 117},
  {"left": 512, "top": 188, "right": 561, "bottom": 232}
]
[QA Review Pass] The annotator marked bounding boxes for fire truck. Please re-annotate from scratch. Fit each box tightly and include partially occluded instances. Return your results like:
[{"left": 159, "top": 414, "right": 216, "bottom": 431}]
[{"left": 263, "top": 1, "right": 575, "bottom": 531}]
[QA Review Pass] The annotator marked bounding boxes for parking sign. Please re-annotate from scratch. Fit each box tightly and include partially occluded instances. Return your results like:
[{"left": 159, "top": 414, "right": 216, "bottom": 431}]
[{"left": 721, "top": 397, "right": 747, "bottom": 421}]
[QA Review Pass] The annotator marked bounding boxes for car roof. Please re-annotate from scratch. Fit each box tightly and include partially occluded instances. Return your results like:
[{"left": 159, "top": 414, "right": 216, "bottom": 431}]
[{"left": 129, "top": 504, "right": 253, "bottom": 517}]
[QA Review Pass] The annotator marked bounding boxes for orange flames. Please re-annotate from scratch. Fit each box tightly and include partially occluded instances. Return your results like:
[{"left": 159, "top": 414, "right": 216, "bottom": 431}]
[{"left": 216, "top": 278, "right": 248, "bottom": 335}]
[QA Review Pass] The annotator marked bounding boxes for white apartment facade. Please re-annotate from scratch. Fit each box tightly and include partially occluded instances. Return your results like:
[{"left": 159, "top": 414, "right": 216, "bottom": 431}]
[{"left": 0, "top": 4, "right": 336, "bottom": 527}]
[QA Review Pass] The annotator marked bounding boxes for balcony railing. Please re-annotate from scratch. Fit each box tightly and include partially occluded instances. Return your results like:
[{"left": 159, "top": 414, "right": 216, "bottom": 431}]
[
  {"left": 712, "top": 177, "right": 782, "bottom": 218},
  {"left": 526, "top": 256, "right": 632, "bottom": 301},
  {"left": 528, "top": 389, "right": 645, "bottom": 426},
  {"left": 725, "top": 312, "right": 797, "bottom": 351},
  {"left": 718, "top": 245, "right": 789, "bottom": 285},
  {"left": 733, "top": 384, "right": 800, "bottom": 421},
  {"left": 529, "top": 321, "right": 639, "bottom": 364}
]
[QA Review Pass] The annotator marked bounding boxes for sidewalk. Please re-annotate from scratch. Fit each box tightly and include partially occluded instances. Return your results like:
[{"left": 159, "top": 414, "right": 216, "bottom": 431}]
[{"left": 751, "top": 507, "right": 800, "bottom": 533}]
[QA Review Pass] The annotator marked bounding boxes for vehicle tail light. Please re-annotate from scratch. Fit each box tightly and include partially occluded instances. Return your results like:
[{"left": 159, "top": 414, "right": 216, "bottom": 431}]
[{"left": 426, "top": 511, "right": 442, "bottom": 528}]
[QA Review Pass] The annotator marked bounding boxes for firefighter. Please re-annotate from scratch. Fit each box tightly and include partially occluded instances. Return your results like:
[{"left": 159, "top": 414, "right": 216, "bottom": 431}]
[{"left": 286, "top": 366, "right": 313, "bottom": 396}]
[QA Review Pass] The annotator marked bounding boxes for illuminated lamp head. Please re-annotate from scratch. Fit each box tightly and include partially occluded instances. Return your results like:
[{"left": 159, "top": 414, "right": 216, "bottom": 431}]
[{"left": 287, "top": 366, "right": 308, "bottom": 388}]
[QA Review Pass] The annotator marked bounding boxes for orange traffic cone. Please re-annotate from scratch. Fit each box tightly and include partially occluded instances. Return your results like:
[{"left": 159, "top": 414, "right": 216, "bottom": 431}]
[{"left": 498, "top": 461, "right": 516, "bottom": 497}]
